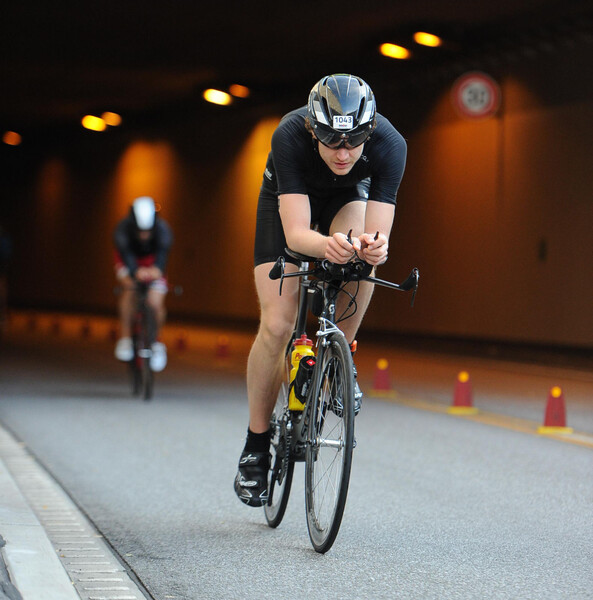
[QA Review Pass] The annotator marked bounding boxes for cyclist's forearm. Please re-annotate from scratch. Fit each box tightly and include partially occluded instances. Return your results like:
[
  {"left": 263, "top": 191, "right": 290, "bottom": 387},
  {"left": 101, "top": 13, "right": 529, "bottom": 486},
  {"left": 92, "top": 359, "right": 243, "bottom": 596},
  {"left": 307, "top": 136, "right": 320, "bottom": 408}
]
[
  {"left": 284, "top": 228, "right": 330, "bottom": 259},
  {"left": 364, "top": 200, "right": 395, "bottom": 239},
  {"left": 279, "top": 193, "right": 329, "bottom": 258}
]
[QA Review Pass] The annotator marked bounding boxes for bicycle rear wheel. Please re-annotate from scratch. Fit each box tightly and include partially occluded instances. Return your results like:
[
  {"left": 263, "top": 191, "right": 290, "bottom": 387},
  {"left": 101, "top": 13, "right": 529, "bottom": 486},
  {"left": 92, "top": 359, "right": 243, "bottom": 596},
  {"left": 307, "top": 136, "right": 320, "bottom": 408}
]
[
  {"left": 264, "top": 341, "right": 295, "bottom": 527},
  {"left": 130, "top": 355, "right": 142, "bottom": 396},
  {"left": 141, "top": 355, "right": 153, "bottom": 401},
  {"left": 305, "top": 332, "right": 355, "bottom": 553},
  {"left": 142, "top": 306, "right": 156, "bottom": 401}
]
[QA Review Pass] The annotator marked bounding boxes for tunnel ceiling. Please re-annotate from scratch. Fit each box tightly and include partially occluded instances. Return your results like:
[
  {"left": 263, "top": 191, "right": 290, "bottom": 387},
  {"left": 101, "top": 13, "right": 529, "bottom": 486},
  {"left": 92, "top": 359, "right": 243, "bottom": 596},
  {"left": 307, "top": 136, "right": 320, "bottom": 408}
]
[{"left": 2, "top": 0, "right": 591, "bottom": 130}]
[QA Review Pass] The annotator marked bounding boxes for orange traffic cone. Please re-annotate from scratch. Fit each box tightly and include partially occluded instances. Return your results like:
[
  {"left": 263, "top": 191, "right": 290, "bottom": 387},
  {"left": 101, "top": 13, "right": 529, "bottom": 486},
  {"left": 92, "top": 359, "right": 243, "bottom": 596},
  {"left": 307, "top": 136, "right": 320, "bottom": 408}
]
[
  {"left": 216, "top": 335, "right": 230, "bottom": 359},
  {"left": 371, "top": 359, "right": 396, "bottom": 397},
  {"left": 538, "top": 386, "right": 573, "bottom": 434},
  {"left": 447, "top": 371, "right": 479, "bottom": 415}
]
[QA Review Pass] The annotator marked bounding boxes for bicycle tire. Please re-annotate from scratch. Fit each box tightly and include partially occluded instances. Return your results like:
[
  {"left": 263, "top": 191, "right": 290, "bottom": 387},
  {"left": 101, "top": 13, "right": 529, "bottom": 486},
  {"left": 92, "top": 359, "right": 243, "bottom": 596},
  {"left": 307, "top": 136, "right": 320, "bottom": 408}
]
[
  {"left": 141, "top": 359, "right": 153, "bottom": 401},
  {"left": 305, "top": 331, "right": 355, "bottom": 553},
  {"left": 130, "top": 329, "right": 142, "bottom": 396},
  {"left": 264, "top": 340, "right": 295, "bottom": 527},
  {"left": 141, "top": 305, "right": 157, "bottom": 401},
  {"left": 130, "top": 359, "right": 141, "bottom": 396}
]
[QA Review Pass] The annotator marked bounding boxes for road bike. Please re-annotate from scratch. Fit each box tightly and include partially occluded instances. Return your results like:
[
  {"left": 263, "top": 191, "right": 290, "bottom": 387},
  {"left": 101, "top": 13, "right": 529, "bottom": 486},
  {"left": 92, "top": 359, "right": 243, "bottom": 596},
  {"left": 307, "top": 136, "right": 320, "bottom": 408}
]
[
  {"left": 129, "top": 281, "right": 157, "bottom": 401},
  {"left": 263, "top": 247, "right": 418, "bottom": 553}
]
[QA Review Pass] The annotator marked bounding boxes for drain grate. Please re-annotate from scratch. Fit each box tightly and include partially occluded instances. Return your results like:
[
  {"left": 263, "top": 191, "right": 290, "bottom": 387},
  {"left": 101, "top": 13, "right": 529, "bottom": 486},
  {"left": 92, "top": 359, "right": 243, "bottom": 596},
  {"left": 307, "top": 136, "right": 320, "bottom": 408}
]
[{"left": 0, "top": 424, "right": 152, "bottom": 600}]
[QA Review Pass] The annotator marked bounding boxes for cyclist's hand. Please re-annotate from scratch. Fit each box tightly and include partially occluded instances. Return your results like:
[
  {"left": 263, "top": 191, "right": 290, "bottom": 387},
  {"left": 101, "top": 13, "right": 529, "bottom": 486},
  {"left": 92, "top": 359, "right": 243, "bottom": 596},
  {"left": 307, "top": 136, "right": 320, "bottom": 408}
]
[
  {"left": 358, "top": 232, "right": 388, "bottom": 265},
  {"left": 325, "top": 232, "right": 361, "bottom": 264},
  {"left": 136, "top": 266, "right": 162, "bottom": 282}
]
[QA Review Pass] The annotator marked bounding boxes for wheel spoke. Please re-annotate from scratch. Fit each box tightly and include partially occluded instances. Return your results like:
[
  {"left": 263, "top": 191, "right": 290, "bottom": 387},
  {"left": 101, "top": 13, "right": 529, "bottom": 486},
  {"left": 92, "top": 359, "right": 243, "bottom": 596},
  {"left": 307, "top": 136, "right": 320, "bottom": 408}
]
[
  {"left": 305, "top": 333, "right": 355, "bottom": 553},
  {"left": 264, "top": 339, "right": 295, "bottom": 528}
]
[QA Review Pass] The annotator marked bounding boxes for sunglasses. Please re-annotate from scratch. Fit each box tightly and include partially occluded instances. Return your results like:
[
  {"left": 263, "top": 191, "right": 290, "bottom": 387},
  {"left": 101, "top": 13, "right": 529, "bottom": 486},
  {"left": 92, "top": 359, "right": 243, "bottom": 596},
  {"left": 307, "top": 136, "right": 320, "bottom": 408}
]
[{"left": 316, "top": 128, "right": 371, "bottom": 150}]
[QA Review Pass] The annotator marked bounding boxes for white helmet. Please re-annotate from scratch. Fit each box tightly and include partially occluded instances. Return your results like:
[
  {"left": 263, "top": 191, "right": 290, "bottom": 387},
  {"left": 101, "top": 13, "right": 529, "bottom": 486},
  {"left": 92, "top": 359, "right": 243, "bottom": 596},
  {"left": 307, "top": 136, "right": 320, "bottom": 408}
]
[{"left": 131, "top": 196, "right": 156, "bottom": 230}]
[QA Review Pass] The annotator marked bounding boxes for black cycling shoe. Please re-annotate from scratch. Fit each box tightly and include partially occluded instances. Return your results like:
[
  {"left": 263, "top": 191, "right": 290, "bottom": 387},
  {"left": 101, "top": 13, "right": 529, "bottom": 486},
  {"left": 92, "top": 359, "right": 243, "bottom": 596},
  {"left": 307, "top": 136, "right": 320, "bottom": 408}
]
[
  {"left": 234, "top": 451, "right": 271, "bottom": 507},
  {"left": 329, "top": 388, "right": 362, "bottom": 417},
  {"left": 329, "top": 363, "right": 362, "bottom": 418},
  {"left": 354, "top": 382, "right": 363, "bottom": 415}
]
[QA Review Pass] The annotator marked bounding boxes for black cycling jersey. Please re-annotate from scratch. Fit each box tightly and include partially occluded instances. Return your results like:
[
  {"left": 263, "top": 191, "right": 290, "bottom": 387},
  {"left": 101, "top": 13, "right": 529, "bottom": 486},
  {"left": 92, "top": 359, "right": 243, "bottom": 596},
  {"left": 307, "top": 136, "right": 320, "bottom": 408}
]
[
  {"left": 113, "top": 216, "right": 173, "bottom": 276},
  {"left": 253, "top": 106, "right": 407, "bottom": 267},
  {"left": 261, "top": 106, "right": 406, "bottom": 204}
]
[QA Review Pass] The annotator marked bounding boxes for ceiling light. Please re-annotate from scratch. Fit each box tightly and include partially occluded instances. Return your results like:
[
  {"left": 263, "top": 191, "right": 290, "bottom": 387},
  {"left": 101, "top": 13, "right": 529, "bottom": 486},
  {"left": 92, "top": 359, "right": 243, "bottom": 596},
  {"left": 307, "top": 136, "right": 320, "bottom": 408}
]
[
  {"left": 413, "top": 32, "right": 443, "bottom": 47},
  {"left": 3, "top": 131, "right": 22, "bottom": 146},
  {"left": 203, "top": 89, "right": 233, "bottom": 106},
  {"left": 81, "top": 115, "right": 107, "bottom": 131},
  {"left": 101, "top": 112, "right": 122, "bottom": 126},
  {"left": 379, "top": 43, "right": 411, "bottom": 59},
  {"left": 229, "top": 84, "right": 250, "bottom": 98}
]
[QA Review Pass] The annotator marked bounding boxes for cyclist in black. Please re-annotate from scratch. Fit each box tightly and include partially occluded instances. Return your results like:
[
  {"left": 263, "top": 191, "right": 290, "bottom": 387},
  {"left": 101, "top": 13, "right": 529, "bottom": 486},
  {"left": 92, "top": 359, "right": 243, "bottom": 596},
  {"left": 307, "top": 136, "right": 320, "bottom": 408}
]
[
  {"left": 113, "top": 196, "right": 173, "bottom": 372},
  {"left": 235, "top": 74, "right": 407, "bottom": 507}
]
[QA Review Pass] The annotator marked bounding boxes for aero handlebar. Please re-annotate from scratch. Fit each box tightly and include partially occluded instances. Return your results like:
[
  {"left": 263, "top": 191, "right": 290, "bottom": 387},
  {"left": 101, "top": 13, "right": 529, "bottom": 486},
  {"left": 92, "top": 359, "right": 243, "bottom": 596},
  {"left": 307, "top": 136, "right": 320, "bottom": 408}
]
[{"left": 269, "top": 250, "right": 419, "bottom": 307}]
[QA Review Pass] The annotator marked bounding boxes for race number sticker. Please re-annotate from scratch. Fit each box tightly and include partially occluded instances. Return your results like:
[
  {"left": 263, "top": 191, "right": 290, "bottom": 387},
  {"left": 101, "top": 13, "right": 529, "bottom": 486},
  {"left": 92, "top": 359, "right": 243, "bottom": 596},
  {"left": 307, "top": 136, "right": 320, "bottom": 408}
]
[
  {"left": 452, "top": 72, "right": 501, "bottom": 119},
  {"left": 333, "top": 115, "right": 353, "bottom": 129}
]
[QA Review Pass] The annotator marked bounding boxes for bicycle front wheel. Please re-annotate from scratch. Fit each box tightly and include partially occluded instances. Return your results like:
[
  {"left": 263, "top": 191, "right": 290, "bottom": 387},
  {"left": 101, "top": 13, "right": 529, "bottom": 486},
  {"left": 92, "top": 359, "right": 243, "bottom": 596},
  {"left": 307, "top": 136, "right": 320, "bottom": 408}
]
[
  {"left": 141, "top": 356, "right": 153, "bottom": 401},
  {"left": 305, "top": 332, "right": 355, "bottom": 553},
  {"left": 264, "top": 343, "right": 295, "bottom": 528},
  {"left": 130, "top": 356, "right": 141, "bottom": 396},
  {"left": 141, "top": 305, "right": 157, "bottom": 401}
]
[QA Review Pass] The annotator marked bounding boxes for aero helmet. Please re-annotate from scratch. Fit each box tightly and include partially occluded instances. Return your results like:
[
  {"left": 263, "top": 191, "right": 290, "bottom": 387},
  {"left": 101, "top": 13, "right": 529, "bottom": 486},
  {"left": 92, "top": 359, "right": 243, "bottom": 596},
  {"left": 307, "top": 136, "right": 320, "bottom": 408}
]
[
  {"left": 131, "top": 196, "right": 156, "bottom": 230},
  {"left": 307, "top": 74, "right": 376, "bottom": 148}
]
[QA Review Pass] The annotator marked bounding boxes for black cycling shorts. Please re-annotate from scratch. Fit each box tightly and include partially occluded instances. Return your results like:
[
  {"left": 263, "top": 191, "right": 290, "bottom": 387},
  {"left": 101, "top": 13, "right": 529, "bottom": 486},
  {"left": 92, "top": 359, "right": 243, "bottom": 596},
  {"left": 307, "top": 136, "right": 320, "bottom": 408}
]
[{"left": 253, "top": 179, "right": 370, "bottom": 267}]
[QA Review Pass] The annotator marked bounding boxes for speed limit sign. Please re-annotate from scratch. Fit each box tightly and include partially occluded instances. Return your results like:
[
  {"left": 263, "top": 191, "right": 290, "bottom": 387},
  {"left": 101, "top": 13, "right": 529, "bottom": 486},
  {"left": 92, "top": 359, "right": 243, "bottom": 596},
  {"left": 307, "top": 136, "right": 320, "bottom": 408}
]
[{"left": 452, "top": 72, "right": 501, "bottom": 119}]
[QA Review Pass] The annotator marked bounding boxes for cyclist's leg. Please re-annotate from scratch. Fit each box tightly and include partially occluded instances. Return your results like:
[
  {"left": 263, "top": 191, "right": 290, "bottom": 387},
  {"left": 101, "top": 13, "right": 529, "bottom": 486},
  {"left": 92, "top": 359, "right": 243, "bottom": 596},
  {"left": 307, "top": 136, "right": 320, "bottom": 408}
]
[
  {"left": 118, "top": 286, "right": 135, "bottom": 338},
  {"left": 247, "top": 188, "right": 300, "bottom": 433},
  {"left": 329, "top": 200, "right": 375, "bottom": 344},
  {"left": 146, "top": 285, "right": 167, "bottom": 333},
  {"left": 236, "top": 262, "right": 298, "bottom": 506},
  {"left": 236, "top": 187, "right": 296, "bottom": 507},
  {"left": 246, "top": 262, "right": 299, "bottom": 433},
  {"left": 115, "top": 280, "right": 136, "bottom": 361},
  {"left": 146, "top": 283, "right": 168, "bottom": 372}
]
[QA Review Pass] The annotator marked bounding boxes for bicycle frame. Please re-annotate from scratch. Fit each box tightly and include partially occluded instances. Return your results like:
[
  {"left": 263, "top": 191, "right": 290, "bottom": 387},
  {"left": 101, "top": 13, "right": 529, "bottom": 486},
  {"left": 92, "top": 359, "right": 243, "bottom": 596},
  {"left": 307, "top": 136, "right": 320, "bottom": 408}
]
[
  {"left": 273, "top": 252, "right": 420, "bottom": 447},
  {"left": 129, "top": 282, "right": 156, "bottom": 400},
  {"left": 281, "top": 260, "right": 350, "bottom": 460}
]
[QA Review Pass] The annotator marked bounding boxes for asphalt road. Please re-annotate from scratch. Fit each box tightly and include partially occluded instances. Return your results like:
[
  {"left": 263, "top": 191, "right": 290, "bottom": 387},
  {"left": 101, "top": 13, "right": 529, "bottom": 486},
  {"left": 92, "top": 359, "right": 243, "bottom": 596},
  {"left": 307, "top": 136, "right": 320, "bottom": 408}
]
[{"left": 0, "top": 328, "right": 592, "bottom": 600}]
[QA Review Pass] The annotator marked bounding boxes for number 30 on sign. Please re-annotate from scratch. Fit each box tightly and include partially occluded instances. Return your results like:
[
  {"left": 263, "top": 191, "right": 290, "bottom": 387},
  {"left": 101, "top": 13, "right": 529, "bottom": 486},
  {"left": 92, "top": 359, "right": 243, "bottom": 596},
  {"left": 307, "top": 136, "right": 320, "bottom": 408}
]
[{"left": 451, "top": 71, "right": 501, "bottom": 119}]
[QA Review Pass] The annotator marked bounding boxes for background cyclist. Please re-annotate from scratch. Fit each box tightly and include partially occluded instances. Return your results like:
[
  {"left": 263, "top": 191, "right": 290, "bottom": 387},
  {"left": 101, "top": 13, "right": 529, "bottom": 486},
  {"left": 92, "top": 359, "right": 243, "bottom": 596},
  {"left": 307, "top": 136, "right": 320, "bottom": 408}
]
[
  {"left": 113, "top": 196, "right": 173, "bottom": 372},
  {"left": 234, "top": 73, "right": 407, "bottom": 507}
]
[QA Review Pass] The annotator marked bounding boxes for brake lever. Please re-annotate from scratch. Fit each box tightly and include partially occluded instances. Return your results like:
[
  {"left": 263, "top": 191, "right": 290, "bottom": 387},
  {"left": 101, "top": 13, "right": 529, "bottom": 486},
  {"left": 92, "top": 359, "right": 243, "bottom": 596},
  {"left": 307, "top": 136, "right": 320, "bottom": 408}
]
[
  {"left": 409, "top": 268, "right": 419, "bottom": 307},
  {"left": 268, "top": 256, "right": 286, "bottom": 295}
]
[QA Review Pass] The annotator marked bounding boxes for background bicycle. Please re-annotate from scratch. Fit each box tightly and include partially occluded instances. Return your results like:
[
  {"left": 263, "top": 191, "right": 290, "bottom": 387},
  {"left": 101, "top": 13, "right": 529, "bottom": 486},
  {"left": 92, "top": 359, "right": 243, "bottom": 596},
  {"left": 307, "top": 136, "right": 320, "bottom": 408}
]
[
  {"left": 129, "top": 281, "right": 158, "bottom": 401},
  {"left": 264, "top": 249, "right": 418, "bottom": 552},
  {"left": 114, "top": 281, "right": 178, "bottom": 401}
]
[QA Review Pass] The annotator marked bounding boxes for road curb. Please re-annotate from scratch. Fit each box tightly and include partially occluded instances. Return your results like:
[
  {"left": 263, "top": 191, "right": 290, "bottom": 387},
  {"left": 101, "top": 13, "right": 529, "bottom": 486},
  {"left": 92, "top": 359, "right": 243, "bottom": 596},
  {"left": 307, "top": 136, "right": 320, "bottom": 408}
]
[
  {"left": 0, "top": 422, "right": 150, "bottom": 600},
  {"left": 0, "top": 428, "right": 79, "bottom": 599}
]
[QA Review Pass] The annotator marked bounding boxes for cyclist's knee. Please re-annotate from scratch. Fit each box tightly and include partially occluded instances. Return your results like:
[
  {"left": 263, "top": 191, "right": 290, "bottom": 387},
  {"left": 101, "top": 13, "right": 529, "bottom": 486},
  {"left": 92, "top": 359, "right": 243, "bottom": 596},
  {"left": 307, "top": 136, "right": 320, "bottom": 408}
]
[{"left": 259, "top": 313, "right": 293, "bottom": 348}]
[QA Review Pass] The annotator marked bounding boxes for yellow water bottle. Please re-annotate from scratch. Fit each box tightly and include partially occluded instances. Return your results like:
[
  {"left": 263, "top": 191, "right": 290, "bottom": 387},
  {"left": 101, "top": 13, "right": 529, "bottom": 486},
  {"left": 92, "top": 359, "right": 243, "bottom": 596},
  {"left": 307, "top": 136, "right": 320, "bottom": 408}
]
[{"left": 288, "top": 335, "right": 315, "bottom": 410}]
